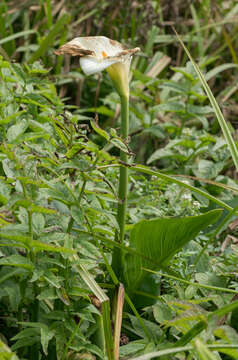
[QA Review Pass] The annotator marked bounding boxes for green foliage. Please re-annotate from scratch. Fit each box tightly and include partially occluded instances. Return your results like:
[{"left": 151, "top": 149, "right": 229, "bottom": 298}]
[
  {"left": 0, "top": 339, "right": 19, "bottom": 360},
  {"left": 1, "top": 1, "right": 238, "bottom": 359},
  {"left": 123, "top": 209, "right": 222, "bottom": 306},
  {"left": 0, "top": 55, "right": 115, "bottom": 359},
  {"left": 175, "top": 29, "right": 238, "bottom": 172}
]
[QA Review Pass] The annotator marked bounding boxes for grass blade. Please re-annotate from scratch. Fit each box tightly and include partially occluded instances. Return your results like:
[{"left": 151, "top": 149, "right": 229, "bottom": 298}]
[
  {"left": 98, "top": 164, "right": 237, "bottom": 214},
  {"left": 29, "top": 14, "right": 70, "bottom": 63},
  {"left": 132, "top": 165, "right": 236, "bottom": 213},
  {"left": 0, "top": 30, "right": 36, "bottom": 46},
  {"left": 173, "top": 28, "right": 238, "bottom": 172},
  {"left": 194, "top": 339, "right": 218, "bottom": 360},
  {"left": 131, "top": 345, "right": 238, "bottom": 360},
  {"left": 144, "top": 268, "right": 238, "bottom": 295},
  {"left": 190, "top": 4, "right": 203, "bottom": 58},
  {"left": 130, "top": 345, "right": 193, "bottom": 360}
]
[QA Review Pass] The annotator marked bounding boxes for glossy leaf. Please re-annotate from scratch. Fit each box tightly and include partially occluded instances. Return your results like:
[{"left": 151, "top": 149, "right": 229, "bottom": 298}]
[{"left": 123, "top": 210, "right": 222, "bottom": 299}]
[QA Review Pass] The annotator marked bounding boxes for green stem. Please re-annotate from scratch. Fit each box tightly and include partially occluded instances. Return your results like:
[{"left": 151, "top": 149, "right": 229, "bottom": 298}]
[
  {"left": 112, "top": 94, "right": 129, "bottom": 278},
  {"left": 21, "top": 181, "right": 39, "bottom": 358},
  {"left": 62, "top": 318, "right": 83, "bottom": 360},
  {"left": 28, "top": 210, "right": 33, "bottom": 243},
  {"left": 117, "top": 95, "right": 129, "bottom": 243},
  {"left": 66, "top": 216, "right": 74, "bottom": 234},
  {"left": 64, "top": 176, "right": 88, "bottom": 292}
]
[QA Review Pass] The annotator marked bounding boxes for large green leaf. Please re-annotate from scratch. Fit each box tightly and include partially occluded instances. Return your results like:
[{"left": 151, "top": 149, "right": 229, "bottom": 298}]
[{"left": 123, "top": 209, "right": 222, "bottom": 302}]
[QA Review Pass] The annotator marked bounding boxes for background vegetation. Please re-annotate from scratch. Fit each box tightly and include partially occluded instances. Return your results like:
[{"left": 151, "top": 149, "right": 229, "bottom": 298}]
[{"left": 1, "top": 0, "right": 238, "bottom": 359}]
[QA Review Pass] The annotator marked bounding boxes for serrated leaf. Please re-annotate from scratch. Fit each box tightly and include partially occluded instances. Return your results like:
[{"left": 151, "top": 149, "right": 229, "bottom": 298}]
[
  {"left": 53, "top": 122, "right": 69, "bottom": 146},
  {"left": 153, "top": 303, "right": 173, "bottom": 324},
  {"left": 0, "top": 110, "right": 26, "bottom": 125},
  {"left": 153, "top": 102, "right": 185, "bottom": 113},
  {"left": 24, "top": 93, "right": 49, "bottom": 106},
  {"left": 31, "top": 205, "right": 57, "bottom": 214},
  {"left": 11, "top": 337, "right": 40, "bottom": 351},
  {"left": 43, "top": 270, "right": 62, "bottom": 288},
  {"left": 143, "top": 125, "right": 166, "bottom": 139},
  {"left": 37, "top": 288, "right": 57, "bottom": 301},
  {"left": 147, "top": 148, "right": 187, "bottom": 164},
  {"left": 0, "top": 230, "right": 31, "bottom": 245},
  {"left": 7, "top": 119, "right": 28, "bottom": 142},
  {"left": 4, "top": 282, "right": 21, "bottom": 311},
  {"left": 90, "top": 120, "right": 110, "bottom": 141},
  {"left": 160, "top": 80, "right": 190, "bottom": 94},
  {"left": 71, "top": 205, "right": 84, "bottom": 225},
  {"left": 110, "top": 137, "right": 129, "bottom": 154},
  {"left": 41, "top": 327, "right": 54, "bottom": 356},
  {"left": 187, "top": 104, "right": 213, "bottom": 115},
  {"left": 86, "top": 106, "right": 114, "bottom": 117},
  {"left": 171, "top": 66, "right": 197, "bottom": 81},
  {"left": 119, "top": 342, "right": 145, "bottom": 357},
  {"left": 32, "top": 240, "right": 75, "bottom": 254},
  {"left": 32, "top": 213, "right": 45, "bottom": 234},
  {"left": 0, "top": 255, "right": 33, "bottom": 270},
  {"left": 56, "top": 288, "right": 70, "bottom": 306},
  {"left": 11, "top": 328, "right": 40, "bottom": 341},
  {"left": 194, "top": 159, "right": 224, "bottom": 180},
  {"left": 128, "top": 314, "right": 162, "bottom": 342},
  {"left": 205, "top": 63, "right": 238, "bottom": 81},
  {"left": 65, "top": 143, "right": 83, "bottom": 158}
]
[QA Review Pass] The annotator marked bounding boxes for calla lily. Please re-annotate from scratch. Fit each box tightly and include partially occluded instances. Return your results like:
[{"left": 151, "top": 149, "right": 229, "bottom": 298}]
[
  {"left": 55, "top": 36, "right": 140, "bottom": 280},
  {"left": 55, "top": 36, "right": 140, "bottom": 359},
  {"left": 55, "top": 36, "right": 140, "bottom": 97}
]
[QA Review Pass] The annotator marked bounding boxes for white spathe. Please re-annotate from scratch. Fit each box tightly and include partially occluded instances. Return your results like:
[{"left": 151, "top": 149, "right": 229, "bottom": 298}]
[
  {"left": 55, "top": 36, "right": 140, "bottom": 97},
  {"left": 79, "top": 56, "right": 119, "bottom": 75}
]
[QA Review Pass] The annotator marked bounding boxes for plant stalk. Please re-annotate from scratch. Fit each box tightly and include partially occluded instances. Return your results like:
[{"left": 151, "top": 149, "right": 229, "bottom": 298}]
[
  {"left": 112, "top": 94, "right": 129, "bottom": 278},
  {"left": 117, "top": 94, "right": 129, "bottom": 243}
]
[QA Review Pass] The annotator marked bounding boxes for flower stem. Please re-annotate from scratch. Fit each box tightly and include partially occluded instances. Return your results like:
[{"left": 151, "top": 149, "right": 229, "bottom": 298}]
[
  {"left": 118, "top": 95, "right": 129, "bottom": 242},
  {"left": 112, "top": 94, "right": 129, "bottom": 278}
]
